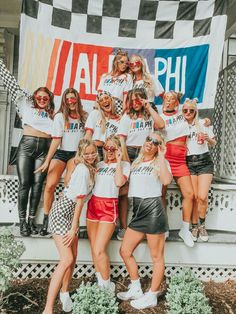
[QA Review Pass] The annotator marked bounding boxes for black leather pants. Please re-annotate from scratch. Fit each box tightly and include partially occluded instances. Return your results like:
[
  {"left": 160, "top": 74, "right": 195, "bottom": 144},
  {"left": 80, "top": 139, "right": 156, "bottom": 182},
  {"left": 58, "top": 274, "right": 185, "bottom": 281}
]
[{"left": 16, "top": 135, "right": 51, "bottom": 220}]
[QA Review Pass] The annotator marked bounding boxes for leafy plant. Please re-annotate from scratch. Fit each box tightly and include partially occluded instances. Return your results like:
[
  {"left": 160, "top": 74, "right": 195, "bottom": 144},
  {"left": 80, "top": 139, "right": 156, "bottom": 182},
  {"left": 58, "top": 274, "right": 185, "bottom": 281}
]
[
  {"left": 72, "top": 282, "right": 119, "bottom": 314},
  {"left": 0, "top": 227, "right": 25, "bottom": 308},
  {"left": 166, "top": 269, "right": 212, "bottom": 314}
]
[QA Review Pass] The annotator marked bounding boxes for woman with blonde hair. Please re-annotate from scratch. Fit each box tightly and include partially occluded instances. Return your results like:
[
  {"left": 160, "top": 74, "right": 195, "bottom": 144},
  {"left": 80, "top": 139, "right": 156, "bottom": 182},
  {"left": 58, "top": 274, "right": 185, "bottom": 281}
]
[
  {"left": 117, "top": 88, "right": 165, "bottom": 240},
  {"left": 117, "top": 132, "right": 172, "bottom": 310},
  {"left": 87, "top": 135, "right": 130, "bottom": 291},
  {"left": 129, "top": 54, "right": 163, "bottom": 104},
  {"left": 85, "top": 91, "right": 121, "bottom": 160},
  {"left": 36, "top": 88, "right": 87, "bottom": 236},
  {"left": 182, "top": 98, "right": 216, "bottom": 242},
  {"left": 97, "top": 49, "right": 133, "bottom": 115},
  {"left": 42, "top": 139, "right": 98, "bottom": 314}
]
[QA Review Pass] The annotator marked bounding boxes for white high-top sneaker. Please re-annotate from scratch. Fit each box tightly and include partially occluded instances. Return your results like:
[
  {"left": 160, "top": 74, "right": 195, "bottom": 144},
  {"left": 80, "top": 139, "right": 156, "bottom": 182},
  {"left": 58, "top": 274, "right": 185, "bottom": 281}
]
[
  {"left": 117, "top": 284, "right": 143, "bottom": 301},
  {"left": 59, "top": 291, "right": 73, "bottom": 313},
  {"left": 130, "top": 290, "right": 158, "bottom": 310}
]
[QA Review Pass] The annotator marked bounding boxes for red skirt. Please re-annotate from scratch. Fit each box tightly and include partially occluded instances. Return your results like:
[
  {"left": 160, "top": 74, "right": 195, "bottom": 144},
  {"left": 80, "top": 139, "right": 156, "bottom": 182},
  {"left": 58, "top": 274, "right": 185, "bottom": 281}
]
[{"left": 165, "top": 143, "right": 190, "bottom": 177}]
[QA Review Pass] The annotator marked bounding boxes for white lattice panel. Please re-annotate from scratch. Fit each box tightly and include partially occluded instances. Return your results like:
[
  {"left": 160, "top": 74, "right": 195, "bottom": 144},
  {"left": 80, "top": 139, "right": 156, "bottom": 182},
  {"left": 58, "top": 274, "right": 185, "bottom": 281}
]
[
  {"left": 12, "top": 262, "right": 236, "bottom": 283},
  {"left": 213, "top": 61, "right": 236, "bottom": 182},
  {"left": 1, "top": 175, "right": 236, "bottom": 231}
]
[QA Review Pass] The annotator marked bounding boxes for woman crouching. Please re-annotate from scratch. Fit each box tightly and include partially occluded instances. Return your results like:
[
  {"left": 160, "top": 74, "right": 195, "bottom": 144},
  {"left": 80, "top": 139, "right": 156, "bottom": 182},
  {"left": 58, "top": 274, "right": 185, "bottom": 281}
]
[
  {"left": 43, "top": 139, "right": 98, "bottom": 314},
  {"left": 117, "top": 132, "right": 172, "bottom": 310}
]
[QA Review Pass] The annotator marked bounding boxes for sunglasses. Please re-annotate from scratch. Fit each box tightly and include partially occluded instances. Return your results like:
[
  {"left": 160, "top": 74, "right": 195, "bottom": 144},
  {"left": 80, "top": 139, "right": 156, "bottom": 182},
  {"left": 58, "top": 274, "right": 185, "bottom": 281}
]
[
  {"left": 146, "top": 136, "right": 162, "bottom": 146},
  {"left": 183, "top": 109, "right": 195, "bottom": 114},
  {"left": 129, "top": 61, "right": 142, "bottom": 68},
  {"left": 103, "top": 146, "right": 117, "bottom": 152},
  {"left": 66, "top": 97, "right": 77, "bottom": 104},
  {"left": 117, "top": 60, "right": 129, "bottom": 66},
  {"left": 132, "top": 99, "right": 142, "bottom": 106},
  {"left": 36, "top": 96, "right": 49, "bottom": 102}
]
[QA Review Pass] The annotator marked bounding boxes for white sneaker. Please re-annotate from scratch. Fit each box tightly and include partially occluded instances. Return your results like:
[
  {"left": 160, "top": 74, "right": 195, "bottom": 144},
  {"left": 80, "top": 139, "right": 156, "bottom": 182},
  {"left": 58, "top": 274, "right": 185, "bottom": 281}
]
[
  {"left": 179, "top": 228, "right": 194, "bottom": 247},
  {"left": 130, "top": 291, "right": 157, "bottom": 310},
  {"left": 117, "top": 228, "right": 126, "bottom": 240},
  {"left": 59, "top": 291, "right": 73, "bottom": 313},
  {"left": 109, "top": 281, "right": 116, "bottom": 293},
  {"left": 117, "top": 285, "right": 143, "bottom": 301}
]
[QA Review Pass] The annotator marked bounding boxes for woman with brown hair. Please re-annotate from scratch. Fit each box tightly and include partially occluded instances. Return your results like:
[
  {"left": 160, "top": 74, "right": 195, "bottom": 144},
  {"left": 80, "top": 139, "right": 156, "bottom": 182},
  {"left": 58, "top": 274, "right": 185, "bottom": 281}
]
[
  {"left": 97, "top": 49, "right": 133, "bottom": 115},
  {"left": 36, "top": 88, "right": 87, "bottom": 236},
  {"left": 0, "top": 59, "right": 54, "bottom": 237}
]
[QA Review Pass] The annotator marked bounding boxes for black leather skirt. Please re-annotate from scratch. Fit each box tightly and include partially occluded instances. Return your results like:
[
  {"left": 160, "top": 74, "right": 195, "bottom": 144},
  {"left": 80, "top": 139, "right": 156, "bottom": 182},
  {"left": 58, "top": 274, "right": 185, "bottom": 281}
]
[{"left": 128, "top": 196, "right": 169, "bottom": 234}]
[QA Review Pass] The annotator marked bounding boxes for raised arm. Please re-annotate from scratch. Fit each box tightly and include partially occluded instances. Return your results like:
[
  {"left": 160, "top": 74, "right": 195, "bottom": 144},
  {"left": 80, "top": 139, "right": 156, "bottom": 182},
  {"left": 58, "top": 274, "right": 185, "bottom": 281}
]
[
  {"left": 142, "top": 100, "right": 165, "bottom": 129},
  {"left": 0, "top": 59, "right": 29, "bottom": 104}
]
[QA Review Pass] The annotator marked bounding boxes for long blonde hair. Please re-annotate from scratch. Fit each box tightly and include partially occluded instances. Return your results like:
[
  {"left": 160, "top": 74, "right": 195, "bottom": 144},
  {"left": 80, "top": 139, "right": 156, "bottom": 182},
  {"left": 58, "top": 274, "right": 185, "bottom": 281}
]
[
  {"left": 96, "top": 91, "right": 117, "bottom": 134},
  {"left": 103, "top": 135, "right": 129, "bottom": 163},
  {"left": 162, "top": 91, "right": 183, "bottom": 112},
  {"left": 109, "top": 49, "right": 129, "bottom": 77},
  {"left": 130, "top": 54, "right": 155, "bottom": 99},
  {"left": 74, "top": 139, "right": 99, "bottom": 183},
  {"left": 132, "top": 132, "right": 165, "bottom": 178},
  {"left": 183, "top": 98, "right": 201, "bottom": 132}
]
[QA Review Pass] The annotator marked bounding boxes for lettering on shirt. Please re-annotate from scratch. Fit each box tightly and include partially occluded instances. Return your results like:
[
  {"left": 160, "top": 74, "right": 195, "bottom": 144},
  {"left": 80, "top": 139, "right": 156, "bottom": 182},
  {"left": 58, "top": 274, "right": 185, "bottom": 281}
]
[
  {"left": 164, "top": 114, "right": 184, "bottom": 127},
  {"left": 33, "top": 110, "right": 49, "bottom": 118},
  {"left": 97, "top": 167, "right": 116, "bottom": 176},
  {"left": 129, "top": 120, "right": 152, "bottom": 133},
  {"left": 64, "top": 122, "right": 84, "bottom": 132},
  {"left": 105, "top": 121, "right": 118, "bottom": 134},
  {"left": 132, "top": 166, "right": 153, "bottom": 176},
  {"left": 188, "top": 131, "right": 198, "bottom": 141},
  {"left": 104, "top": 77, "right": 126, "bottom": 86}
]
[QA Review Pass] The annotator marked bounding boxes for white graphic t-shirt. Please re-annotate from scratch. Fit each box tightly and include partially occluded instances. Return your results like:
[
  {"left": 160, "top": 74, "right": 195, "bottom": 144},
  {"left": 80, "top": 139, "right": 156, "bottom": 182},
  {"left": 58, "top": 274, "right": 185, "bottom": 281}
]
[
  {"left": 17, "top": 91, "right": 53, "bottom": 135},
  {"left": 64, "top": 164, "right": 93, "bottom": 202},
  {"left": 118, "top": 114, "right": 154, "bottom": 146},
  {"left": 187, "top": 120, "right": 215, "bottom": 156},
  {"left": 93, "top": 161, "right": 130, "bottom": 198},
  {"left": 128, "top": 160, "right": 170, "bottom": 198},
  {"left": 160, "top": 111, "right": 190, "bottom": 142},
  {"left": 133, "top": 76, "right": 163, "bottom": 102},
  {"left": 98, "top": 73, "right": 133, "bottom": 100},
  {"left": 85, "top": 110, "right": 120, "bottom": 142},
  {"left": 52, "top": 113, "right": 85, "bottom": 151}
]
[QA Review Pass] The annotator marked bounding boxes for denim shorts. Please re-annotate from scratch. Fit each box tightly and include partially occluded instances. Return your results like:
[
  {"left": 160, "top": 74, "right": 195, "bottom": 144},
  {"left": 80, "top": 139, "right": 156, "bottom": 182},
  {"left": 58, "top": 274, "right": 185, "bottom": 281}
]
[
  {"left": 186, "top": 152, "right": 214, "bottom": 176},
  {"left": 52, "top": 149, "right": 76, "bottom": 163},
  {"left": 127, "top": 146, "right": 141, "bottom": 163}
]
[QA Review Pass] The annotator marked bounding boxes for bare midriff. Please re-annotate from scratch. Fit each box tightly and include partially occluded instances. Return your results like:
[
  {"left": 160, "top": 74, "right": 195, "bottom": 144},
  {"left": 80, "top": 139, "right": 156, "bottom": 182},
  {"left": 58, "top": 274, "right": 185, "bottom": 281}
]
[
  {"left": 23, "top": 125, "right": 51, "bottom": 138},
  {"left": 168, "top": 136, "right": 187, "bottom": 146}
]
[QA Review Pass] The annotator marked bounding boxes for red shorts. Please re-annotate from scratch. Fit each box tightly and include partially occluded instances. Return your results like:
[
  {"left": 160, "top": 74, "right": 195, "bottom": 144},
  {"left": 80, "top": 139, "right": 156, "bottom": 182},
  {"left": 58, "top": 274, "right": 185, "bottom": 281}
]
[
  {"left": 87, "top": 195, "right": 118, "bottom": 223},
  {"left": 165, "top": 143, "right": 190, "bottom": 177}
]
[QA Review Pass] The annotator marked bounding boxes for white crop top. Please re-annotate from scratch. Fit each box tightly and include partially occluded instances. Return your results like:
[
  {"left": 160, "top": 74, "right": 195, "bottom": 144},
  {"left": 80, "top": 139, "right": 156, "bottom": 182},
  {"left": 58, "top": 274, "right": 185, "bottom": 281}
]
[
  {"left": 187, "top": 121, "right": 215, "bottom": 156},
  {"left": 128, "top": 160, "right": 167, "bottom": 198},
  {"left": 85, "top": 110, "right": 120, "bottom": 142},
  {"left": 16, "top": 91, "right": 53, "bottom": 135},
  {"left": 118, "top": 114, "right": 154, "bottom": 147},
  {"left": 52, "top": 112, "right": 85, "bottom": 151},
  {"left": 160, "top": 111, "right": 190, "bottom": 142},
  {"left": 98, "top": 73, "right": 133, "bottom": 100},
  {"left": 93, "top": 161, "right": 130, "bottom": 198},
  {"left": 64, "top": 163, "right": 93, "bottom": 202}
]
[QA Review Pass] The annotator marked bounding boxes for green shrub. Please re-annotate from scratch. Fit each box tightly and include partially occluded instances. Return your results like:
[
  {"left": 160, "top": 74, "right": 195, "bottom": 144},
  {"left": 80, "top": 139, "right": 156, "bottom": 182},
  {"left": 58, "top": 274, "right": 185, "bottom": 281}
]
[
  {"left": 72, "top": 282, "right": 119, "bottom": 314},
  {"left": 0, "top": 227, "right": 25, "bottom": 294},
  {"left": 166, "top": 269, "right": 212, "bottom": 314}
]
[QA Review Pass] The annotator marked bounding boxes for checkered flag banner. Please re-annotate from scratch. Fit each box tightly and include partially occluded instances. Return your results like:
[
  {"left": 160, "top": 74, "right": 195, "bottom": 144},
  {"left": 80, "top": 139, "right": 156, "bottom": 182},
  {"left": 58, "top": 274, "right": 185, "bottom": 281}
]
[{"left": 9, "top": 0, "right": 227, "bottom": 164}]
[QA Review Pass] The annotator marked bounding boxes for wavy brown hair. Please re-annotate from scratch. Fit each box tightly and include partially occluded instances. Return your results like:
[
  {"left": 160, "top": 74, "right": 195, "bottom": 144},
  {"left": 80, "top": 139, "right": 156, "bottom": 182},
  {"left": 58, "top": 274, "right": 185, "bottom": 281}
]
[
  {"left": 32, "top": 87, "right": 55, "bottom": 119},
  {"left": 57, "top": 88, "right": 87, "bottom": 128}
]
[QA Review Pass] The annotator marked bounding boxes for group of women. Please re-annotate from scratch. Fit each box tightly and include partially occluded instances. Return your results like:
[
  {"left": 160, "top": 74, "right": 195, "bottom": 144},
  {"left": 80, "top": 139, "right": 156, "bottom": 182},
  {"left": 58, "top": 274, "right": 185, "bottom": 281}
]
[{"left": 0, "top": 50, "right": 216, "bottom": 312}]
